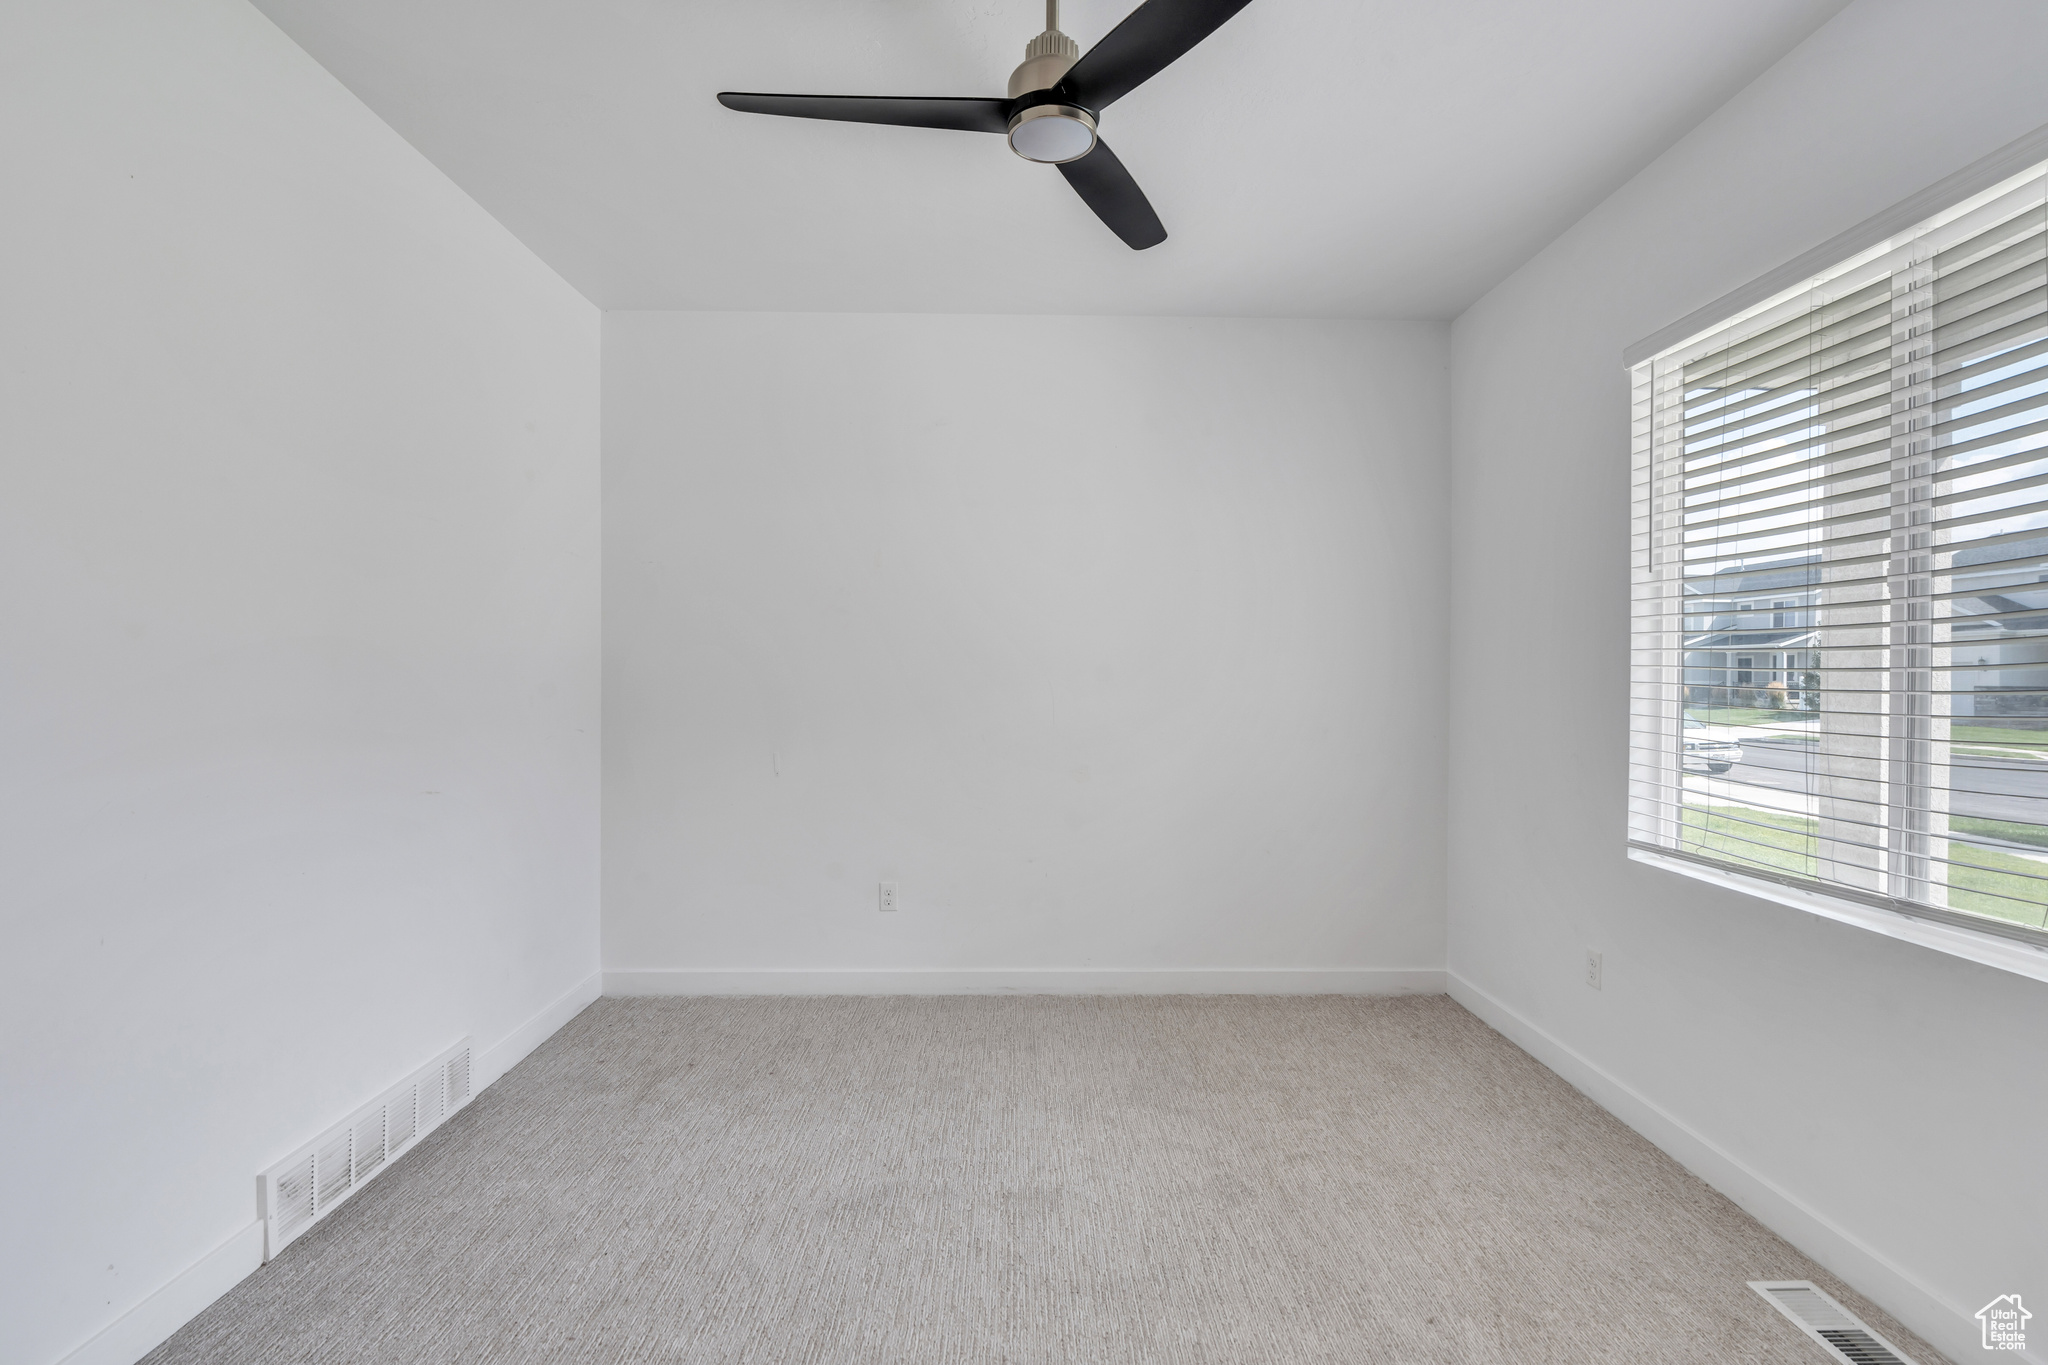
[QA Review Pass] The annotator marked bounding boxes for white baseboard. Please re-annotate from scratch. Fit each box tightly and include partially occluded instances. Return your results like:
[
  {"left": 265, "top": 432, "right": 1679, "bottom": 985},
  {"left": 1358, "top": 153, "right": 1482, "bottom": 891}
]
[
  {"left": 1447, "top": 970, "right": 2023, "bottom": 1365},
  {"left": 603, "top": 968, "right": 1447, "bottom": 996},
  {"left": 45, "top": 968, "right": 604, "bottom": 1365},
  {"left": 475, "top": 968, "right": 602, "bottom": 1092},
  {"left": 54, "top": 1221, "right": 264, "bottom": 1365}
]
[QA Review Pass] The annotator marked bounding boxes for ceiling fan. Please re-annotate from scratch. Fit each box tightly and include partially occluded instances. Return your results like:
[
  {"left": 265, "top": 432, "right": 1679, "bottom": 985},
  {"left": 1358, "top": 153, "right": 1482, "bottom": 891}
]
[{"left": 716, "top": 0, "right": 1256, "bottom": 250}]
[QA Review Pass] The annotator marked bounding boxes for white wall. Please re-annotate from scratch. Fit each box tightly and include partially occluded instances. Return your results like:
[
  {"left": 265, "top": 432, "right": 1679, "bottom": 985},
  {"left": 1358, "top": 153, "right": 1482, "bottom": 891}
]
[
  {"left": 604, "top": 313, "right": 1447, "bottom": 991},
  {"left": 1447, "top": 2, "right": 2048, "bottom": 1359},
  {"left": 0, "top": 3, "right": 601, "bottom": 1363}
]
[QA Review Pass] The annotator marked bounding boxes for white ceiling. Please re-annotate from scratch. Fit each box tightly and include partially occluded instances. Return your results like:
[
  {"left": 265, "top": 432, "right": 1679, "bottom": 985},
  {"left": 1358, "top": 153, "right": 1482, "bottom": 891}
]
[{"left": 250, "top": 0, "right": 1846, "bottom": 318}]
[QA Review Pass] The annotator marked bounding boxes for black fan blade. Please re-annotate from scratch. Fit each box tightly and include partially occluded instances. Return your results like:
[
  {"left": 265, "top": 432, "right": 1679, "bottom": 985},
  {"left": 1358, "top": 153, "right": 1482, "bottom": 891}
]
[
  {"left": 1058, "top": 0, "right": 1256, "bottom": 110},
  {"left": 717, "top": 93, "right": 1010, "bottom": 134},
  {"left": 1058, "top": 140, "right": 1167, "bottom": 250}
]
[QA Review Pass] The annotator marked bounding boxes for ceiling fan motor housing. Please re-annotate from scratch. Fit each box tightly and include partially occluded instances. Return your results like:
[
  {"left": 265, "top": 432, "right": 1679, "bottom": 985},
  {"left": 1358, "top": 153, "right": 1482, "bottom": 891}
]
[{"left": 1006, "top": 30, "right": 1094, "bottom": 163}]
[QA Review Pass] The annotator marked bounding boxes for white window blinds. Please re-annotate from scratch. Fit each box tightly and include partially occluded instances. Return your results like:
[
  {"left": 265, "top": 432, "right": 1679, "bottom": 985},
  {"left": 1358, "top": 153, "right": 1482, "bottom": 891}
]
[{"left": 1630, "top": 161, "right": 2048, "bottom": 946}]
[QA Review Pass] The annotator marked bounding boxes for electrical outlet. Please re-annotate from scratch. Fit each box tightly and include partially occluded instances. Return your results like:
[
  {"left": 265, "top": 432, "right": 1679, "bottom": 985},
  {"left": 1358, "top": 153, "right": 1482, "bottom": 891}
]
[
  {"left": 878, "top": 882, "right": 898, "bottom": 912},
  {"left": 1585, "top": 949, "right": 1603, "bottom": 990}
]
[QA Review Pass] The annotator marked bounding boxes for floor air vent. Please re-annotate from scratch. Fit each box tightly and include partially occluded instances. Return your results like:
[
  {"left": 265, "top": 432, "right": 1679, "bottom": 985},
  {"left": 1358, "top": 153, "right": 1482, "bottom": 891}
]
[
  {"left": 259, "top": 1039, "right": 472, "bottom": 1259},
  {"left": 1750, "top": 1281, "right": 1920, "bottom": 1365}
]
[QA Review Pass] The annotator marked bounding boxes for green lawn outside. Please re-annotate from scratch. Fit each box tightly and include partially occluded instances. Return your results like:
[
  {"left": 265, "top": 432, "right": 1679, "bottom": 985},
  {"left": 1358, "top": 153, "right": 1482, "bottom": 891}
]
[
  {"left": 1677, "top": 804, "right": 2048, "bottom": 929},
  {"left": 1684, "top": 709, "right": 2048, "bottom": 753},
  {"left": 1676, "top": 805, "right": 1816, "bottom": 878},
  {"left": 1949, "top": 814, "right": 2048, "bottom": 850},
  {"left": 1951, "top": 723, "right": 2048, "bottom": 748},
  {"left": 1946, "top": 845, "right": 2048, "bottom": 927}
]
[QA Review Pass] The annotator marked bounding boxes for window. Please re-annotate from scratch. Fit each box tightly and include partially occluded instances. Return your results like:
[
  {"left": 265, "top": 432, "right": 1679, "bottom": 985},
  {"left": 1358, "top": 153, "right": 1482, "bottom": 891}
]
[{"left": 1630, "top": 158, "right": 2048, "bottom": 946}]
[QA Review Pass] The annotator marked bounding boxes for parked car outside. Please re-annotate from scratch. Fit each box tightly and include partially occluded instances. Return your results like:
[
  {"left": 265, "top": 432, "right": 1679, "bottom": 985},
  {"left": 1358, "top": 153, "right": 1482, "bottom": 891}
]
[{"left": 1682, "top": 717, "right": 1744, "bottom": 773}]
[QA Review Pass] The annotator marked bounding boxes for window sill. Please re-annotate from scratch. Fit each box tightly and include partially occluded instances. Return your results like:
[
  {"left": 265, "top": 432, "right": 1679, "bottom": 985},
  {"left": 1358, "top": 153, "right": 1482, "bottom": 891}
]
[{"left": 1627, "top": 847, "right": 2048, "bottom": 985}]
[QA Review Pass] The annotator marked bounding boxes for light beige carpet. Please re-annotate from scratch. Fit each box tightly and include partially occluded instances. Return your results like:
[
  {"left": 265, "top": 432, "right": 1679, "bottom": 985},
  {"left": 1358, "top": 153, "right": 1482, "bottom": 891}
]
[{"left": 145, "top": 995, "right": 1946, "bottom": 1364}]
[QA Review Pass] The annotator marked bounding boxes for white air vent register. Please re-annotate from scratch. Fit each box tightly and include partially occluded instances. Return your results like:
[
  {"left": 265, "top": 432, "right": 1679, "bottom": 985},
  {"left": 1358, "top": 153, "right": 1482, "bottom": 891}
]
[
  {"left": 258, "top": 1039, "right": 472, "bottom": 1259},
  {"left": 1750, "top": 1281, "right": 1921, "bottom": 1365}
]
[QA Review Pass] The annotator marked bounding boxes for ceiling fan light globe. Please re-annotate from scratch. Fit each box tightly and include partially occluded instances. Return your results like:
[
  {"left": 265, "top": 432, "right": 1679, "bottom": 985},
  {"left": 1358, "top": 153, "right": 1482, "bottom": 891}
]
[{"left": 1007, "top": 105, "right": 1097, "bottom": 164}]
